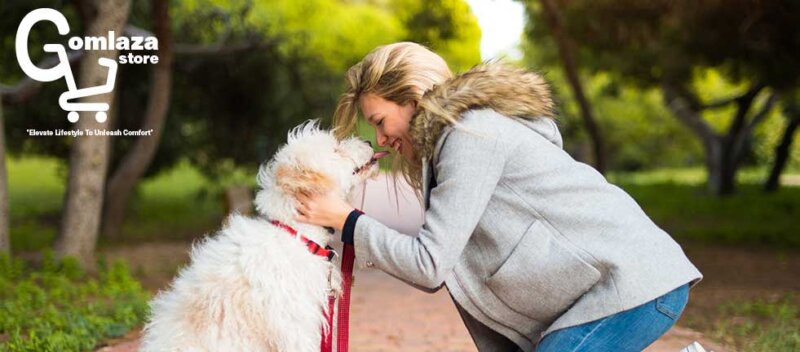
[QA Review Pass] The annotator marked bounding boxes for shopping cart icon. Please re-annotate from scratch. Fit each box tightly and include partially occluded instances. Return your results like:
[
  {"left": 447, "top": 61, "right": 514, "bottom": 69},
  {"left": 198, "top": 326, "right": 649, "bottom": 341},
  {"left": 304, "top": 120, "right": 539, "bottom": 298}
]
[
  {"left": 47, "top": 44, "right": 118, "bottom": 123},
  {"left": 16, "top": 8, "right": 118, "bottom": 124}
]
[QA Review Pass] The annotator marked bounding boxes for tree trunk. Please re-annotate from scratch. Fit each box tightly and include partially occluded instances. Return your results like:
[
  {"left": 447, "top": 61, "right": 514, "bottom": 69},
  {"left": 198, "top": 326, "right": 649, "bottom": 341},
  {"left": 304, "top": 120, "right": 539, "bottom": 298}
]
[
  {"left": 101, "top": 0, "right": 173, "bottom": 239},
  {"left": 55, "top": 0, "right": 131, "bottom": 267},
  {"left": 662, "top": 82, "right": 776, "bottom": 196},
  {"left": 765, "top": 114, "right": 800, "bottom": 192},
  {"left": 0, "top": 95, "right": 9, "bottom": 254},
  {"left": 663, "top": 82, "right": 724, "bottom": 194},
  {"left": 717, "top": 152, "right": 737, "bottom": 195},
  {"left": 701, "top": 136, "right": 723, "bottom": 195},
  {"left": 538, "top": 0, "right": 606, "bottom": 174},
  {"left": 723, "top": 92, "right": 778, "bottom": 195}
]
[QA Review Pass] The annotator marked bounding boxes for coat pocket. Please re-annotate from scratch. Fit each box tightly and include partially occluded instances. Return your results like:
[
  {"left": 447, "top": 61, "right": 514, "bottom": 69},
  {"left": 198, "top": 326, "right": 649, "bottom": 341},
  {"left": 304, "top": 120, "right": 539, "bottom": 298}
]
[{"left": 486, "top": 220, "right": 601, "bottom": 323}]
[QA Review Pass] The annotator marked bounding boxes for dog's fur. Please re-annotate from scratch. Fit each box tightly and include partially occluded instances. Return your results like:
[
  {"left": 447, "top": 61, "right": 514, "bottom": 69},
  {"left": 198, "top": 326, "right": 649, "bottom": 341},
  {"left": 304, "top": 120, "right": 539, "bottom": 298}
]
[{"left": 140, "top": 121, "right": 381, "bottom": 352}]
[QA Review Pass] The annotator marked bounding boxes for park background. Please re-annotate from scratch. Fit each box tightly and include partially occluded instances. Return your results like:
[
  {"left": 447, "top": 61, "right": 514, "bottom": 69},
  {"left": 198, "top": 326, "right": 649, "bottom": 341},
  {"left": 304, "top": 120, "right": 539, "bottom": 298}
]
[{"left": 0, "top": 0, "right": 798, "bottom": 351}]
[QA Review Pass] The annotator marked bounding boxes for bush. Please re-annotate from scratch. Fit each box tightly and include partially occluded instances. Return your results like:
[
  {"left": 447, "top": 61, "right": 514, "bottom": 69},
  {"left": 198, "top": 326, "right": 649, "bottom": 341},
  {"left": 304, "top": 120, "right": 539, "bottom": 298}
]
[{"left": 0, "top": 252, "right": 150, "bottom": 352}]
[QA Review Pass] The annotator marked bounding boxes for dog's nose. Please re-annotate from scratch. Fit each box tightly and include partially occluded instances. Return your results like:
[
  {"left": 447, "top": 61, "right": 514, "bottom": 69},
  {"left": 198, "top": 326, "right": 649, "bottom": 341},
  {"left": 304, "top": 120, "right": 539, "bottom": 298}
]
[{"left": 365, "top": 140, "right": 373, "bottom": 148}]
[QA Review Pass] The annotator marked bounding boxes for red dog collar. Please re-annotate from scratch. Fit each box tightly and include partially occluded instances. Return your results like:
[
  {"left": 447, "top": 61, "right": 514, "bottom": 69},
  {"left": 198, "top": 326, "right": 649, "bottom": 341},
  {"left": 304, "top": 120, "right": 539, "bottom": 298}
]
[{"left": 270, "top": 220, "right": 336, "bottom": 261}]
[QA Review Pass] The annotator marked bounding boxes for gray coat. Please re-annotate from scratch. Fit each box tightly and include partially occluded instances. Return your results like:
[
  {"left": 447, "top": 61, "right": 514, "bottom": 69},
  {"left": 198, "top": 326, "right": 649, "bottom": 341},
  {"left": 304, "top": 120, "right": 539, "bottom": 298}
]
[{"left": 353, "top": 109, "right": 702, "bottom": 351}]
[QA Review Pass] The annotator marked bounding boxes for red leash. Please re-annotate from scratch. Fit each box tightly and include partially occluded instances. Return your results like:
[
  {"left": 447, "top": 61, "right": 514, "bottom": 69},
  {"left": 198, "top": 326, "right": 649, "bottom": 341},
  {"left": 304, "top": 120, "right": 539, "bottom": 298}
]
[
  {"left": 268, "top": 220, "right": 348, "bottom": 352},
  {"left": 321, "top": 243, "right": 354, "bottom": 352},
  {"left": 336, "top": 243, "right": 355, "bottom": 352}
]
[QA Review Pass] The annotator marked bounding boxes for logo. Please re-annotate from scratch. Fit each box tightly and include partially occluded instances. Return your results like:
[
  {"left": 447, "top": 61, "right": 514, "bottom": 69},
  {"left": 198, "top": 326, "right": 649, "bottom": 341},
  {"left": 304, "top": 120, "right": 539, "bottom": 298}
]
[{"left": 16, "top": 8, "right": 159, "bottom": 123}]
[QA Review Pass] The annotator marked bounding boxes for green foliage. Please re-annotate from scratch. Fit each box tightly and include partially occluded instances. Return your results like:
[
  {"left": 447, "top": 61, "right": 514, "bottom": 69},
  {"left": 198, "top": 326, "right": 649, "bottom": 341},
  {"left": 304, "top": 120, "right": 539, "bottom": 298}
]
[
  {"left": 521, "top": 0, "right": 800, "bottom": 177},
  {"left": 0, "top": 252, "right": 150, "bottom": 352},
  {"left": 523, "top": 42, "right": 800, "bottom": 172},
  {"left": 2, "top": 0, "right": 480, "bottom": 182},
  {"left": 245, "top": 0, "right": 406, "bottom": 72},
  {"left": 523, "top": 0, "right": 800, "bottom": 88},
  {"left": 519, "top": 51, "right": 705, "bottom": 170},
  {"left": 390, "top": 0, "right": 482, "bottom": 72},
  {"left": 711, "top": 295, "right": 800, "bottom": 352},
  {"left": 0, "top": 1, "right": 82, "bottom": 159}
]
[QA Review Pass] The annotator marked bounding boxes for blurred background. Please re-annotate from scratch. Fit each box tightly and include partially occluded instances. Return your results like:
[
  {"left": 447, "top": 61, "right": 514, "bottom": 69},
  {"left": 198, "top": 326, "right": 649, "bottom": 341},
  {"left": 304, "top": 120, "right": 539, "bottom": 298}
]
[{"left": 0, "top": 0, "right": 798, "bottom": 351}]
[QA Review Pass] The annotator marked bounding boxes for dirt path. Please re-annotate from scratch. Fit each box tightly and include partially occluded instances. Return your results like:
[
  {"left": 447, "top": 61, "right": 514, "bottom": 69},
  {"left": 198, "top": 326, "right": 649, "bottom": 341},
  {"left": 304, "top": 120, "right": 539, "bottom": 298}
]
[{"left": 97, "top": 241, "right": 747, "bottom": 352}]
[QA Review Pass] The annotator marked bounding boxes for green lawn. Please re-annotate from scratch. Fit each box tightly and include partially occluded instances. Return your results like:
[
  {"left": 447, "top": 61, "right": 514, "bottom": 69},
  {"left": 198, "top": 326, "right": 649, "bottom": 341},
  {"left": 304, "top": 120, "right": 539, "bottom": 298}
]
[
  {"left": 609, "top": 167, "right": 800, "bottom": 248},
  {"left": 710, "top": 294, "right": 800, "bottom": 351},
  {"left": 6, "top": 157, "right": 233, "bottom": 251},
  {"left": 7, "top": 158, "right": 799, "bottom": 251}
]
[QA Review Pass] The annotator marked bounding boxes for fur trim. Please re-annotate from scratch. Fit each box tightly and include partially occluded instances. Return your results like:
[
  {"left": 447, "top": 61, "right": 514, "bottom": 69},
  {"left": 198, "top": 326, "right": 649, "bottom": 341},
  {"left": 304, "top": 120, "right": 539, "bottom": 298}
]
[{"left": 410, "top": 62, "right": 555, "bottom": 160}]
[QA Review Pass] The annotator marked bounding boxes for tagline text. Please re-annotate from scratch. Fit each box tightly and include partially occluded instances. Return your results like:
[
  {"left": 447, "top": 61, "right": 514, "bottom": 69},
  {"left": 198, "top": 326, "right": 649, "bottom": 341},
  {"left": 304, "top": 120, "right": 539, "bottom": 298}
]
[{"left": 26, "top": 128, "right": 155, "bottom": 137}]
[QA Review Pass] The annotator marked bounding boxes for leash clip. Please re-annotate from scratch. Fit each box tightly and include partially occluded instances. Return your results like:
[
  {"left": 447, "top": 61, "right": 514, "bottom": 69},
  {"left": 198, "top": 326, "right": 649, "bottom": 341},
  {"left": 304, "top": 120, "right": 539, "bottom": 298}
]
[{"left": 326, "top": 266, "right": 336, "bottom": 298}]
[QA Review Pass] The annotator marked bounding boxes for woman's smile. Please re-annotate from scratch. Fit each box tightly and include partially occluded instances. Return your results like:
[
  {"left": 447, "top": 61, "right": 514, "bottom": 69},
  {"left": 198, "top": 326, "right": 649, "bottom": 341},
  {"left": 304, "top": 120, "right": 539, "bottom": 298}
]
[{"left": 358, "top": 93, "right": 416, "bottom": 161}]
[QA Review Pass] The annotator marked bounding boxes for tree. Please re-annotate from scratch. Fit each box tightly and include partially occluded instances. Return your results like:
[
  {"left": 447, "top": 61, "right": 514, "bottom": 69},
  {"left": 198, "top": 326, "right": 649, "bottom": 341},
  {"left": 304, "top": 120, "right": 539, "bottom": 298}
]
[
  {"left": 532, "top": 0, "right": 606, "bottom": 174},
  {"left": 55, "top": 0, "right": 131, "bottom": 266},
  {"left": 390, "top": 0, "right": 481, "bottom": 72},
  {"left": 101, "top": 0, "right": 173, "bottom": 239},
  {"left": 661, "top": 81, "right": 778, "bottom": 195},
  {"left": 0, "top": 95, "right": 8, "bottom": 254},
  {"left": 522, "top": 0, "right": 799, "bottom": 195},
  {"left": 765, "top": 91, "right": 800, "bottom": 192}
]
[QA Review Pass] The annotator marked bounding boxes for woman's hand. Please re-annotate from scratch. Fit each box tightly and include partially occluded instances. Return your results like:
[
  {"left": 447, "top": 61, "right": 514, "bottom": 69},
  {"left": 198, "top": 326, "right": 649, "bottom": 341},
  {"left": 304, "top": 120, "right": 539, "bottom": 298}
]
[{"left": 294, "top": 192, "right": 354, "bottom": 231}]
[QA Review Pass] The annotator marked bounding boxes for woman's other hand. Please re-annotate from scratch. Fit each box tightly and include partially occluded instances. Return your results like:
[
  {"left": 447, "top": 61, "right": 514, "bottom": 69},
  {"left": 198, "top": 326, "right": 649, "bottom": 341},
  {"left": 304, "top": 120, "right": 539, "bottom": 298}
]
[{"left": 294, "top": 192, "right": 354, "bottom": 231}]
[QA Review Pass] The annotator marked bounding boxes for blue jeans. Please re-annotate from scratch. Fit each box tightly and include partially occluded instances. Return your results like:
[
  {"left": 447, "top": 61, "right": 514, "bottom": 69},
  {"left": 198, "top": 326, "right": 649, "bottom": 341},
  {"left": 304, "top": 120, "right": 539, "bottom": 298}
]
[{"left": 536, "top": 284, "right": 690, "bottom": 352}]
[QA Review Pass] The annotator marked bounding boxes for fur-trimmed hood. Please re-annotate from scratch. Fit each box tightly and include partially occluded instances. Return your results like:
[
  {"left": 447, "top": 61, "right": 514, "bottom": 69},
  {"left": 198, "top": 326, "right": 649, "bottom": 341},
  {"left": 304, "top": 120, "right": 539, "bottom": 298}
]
[{"left": 410, "top": 62, "right": 556, "bottom": 161}]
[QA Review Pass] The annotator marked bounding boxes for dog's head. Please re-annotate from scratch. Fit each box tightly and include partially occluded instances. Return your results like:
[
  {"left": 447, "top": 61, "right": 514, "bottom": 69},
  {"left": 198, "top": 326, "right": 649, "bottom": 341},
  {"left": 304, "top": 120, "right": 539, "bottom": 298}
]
[{"left": 255, "top": 120, "right": 387, "bottom": 220}]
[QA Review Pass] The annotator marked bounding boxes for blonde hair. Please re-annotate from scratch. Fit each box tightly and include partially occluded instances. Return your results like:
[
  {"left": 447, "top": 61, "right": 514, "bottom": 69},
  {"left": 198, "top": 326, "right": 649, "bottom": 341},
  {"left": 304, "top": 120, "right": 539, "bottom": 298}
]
[{"left": 333, "top": 42, "right": 452, "bottom": 193}]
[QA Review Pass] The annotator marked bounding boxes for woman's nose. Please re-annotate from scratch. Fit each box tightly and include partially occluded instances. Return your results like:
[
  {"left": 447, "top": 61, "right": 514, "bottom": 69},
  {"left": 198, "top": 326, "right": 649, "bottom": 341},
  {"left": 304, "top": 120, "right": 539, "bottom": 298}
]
[{"left": 376, "top": 132, "right": 388, "bottom": 147}]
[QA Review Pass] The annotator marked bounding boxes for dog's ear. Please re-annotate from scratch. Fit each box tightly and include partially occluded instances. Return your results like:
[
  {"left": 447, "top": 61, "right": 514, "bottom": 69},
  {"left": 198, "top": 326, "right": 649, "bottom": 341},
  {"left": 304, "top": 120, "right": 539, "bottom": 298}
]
[{"left": 274, "top": 165, "right": 333, "bottom": 198}]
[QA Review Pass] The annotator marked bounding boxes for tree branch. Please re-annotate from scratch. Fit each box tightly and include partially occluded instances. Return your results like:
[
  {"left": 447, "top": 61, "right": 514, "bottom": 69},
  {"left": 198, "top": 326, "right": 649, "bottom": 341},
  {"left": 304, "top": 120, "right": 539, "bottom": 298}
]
[
  {"left": 726, "top": 83, "right": 763, "bottom": 141},
  {"left": 1, "top": 51, "right": 83, "bottom": 106},
  {"left": 701, "top": 96, "right": 740, "bottom": 109},
  {"left": 745, "top": 92, "right": 779, "bottom": 135},
  {"left": 701, "top": 83, "right": 765, "bottom": 110},
  {"left": 661, "top": 81, "right": 718, "bottom": 144},
  {"left": 731, "top": 91, "right": 778, "bottom": 166}
]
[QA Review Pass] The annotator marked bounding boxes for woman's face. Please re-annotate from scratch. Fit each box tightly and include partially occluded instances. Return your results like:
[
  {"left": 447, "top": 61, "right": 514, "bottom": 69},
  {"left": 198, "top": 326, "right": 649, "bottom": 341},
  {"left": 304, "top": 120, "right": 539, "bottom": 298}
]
[{"left": 358, "top": 93, "right": 416, "bottom": 161}]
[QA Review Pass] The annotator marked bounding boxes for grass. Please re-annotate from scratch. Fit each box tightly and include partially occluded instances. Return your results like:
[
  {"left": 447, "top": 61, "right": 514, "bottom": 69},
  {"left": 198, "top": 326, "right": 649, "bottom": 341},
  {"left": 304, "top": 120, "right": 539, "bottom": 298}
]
[
  {"left": 710, "top": 295, "right": 800, "bottom": 351},
  {"left": 6, "top": 157, "right": 231, "bottom": 251},
  {"left": 0, "top": 252, "right": 150, "bottom": 352},
  {"left": 5, "top": 158, "right": 66, "bottom": 251},
  {"left": 114, "top": 160, "right": 230, "bottom": 244},
  {"left": 7, "top": 158, "right": 799, "bottom": 249},
  {"left": 608, "top": 167, "right": 800, "bottom": 248}
]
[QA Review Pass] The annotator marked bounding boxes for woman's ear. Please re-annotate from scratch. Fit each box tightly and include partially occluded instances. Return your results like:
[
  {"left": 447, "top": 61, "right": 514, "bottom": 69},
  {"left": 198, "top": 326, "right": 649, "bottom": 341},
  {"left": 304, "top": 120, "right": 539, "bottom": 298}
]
[{"left": 274, "top": 165, "right": 332, "bottom": 198}]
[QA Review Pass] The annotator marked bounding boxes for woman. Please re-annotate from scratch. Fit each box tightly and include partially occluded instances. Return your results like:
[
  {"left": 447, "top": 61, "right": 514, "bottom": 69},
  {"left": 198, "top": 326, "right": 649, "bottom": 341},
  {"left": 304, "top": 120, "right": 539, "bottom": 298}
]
[{"left": 295, "top": 42, "right": 702, "bottom": 351}]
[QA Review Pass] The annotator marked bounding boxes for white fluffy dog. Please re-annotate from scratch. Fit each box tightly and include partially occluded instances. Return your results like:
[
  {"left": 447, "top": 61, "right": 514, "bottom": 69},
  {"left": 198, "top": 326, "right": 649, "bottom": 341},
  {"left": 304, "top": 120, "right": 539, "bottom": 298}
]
[{"left": 140, "top": 121, "right": 386, "bottom": 352}]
